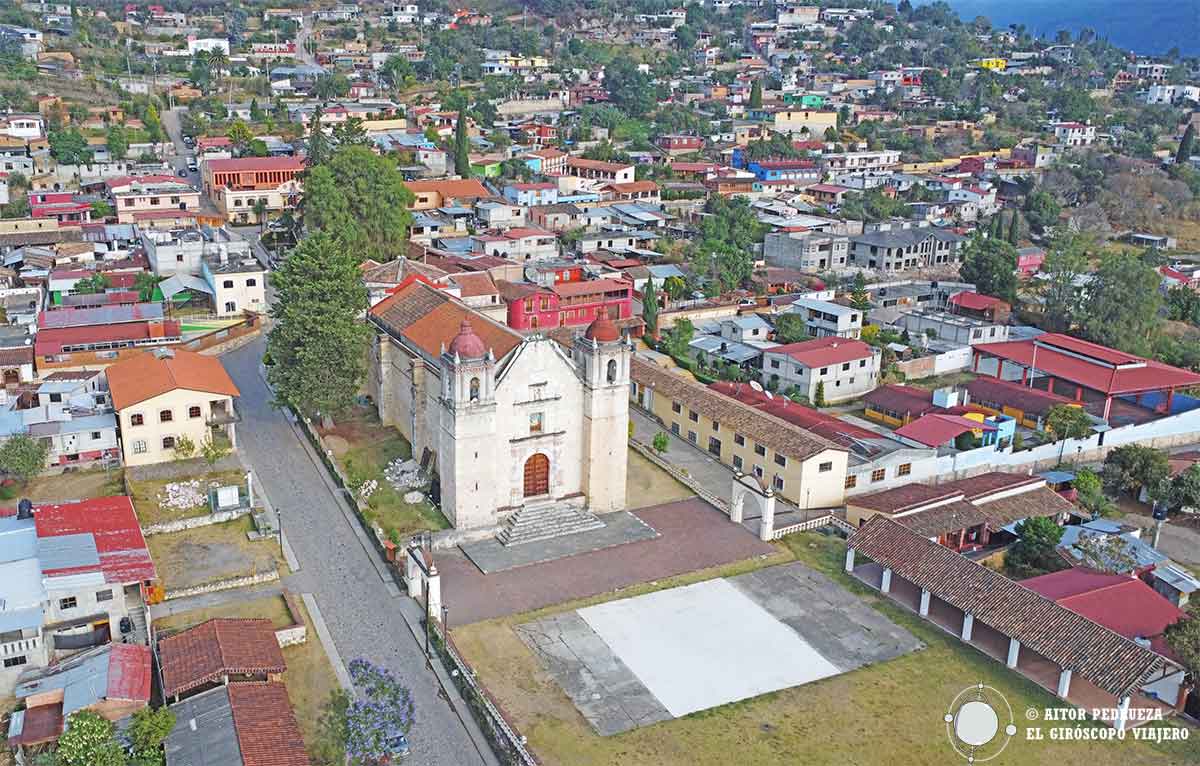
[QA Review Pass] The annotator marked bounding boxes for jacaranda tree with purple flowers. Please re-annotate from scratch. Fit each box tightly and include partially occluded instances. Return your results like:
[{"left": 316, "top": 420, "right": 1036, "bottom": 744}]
[{"left": 342, "top": 658, "right": 416, "bottom": 765}]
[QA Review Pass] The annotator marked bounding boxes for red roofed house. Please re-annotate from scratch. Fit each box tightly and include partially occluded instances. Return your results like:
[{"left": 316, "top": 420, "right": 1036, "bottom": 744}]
[
  {"left": 947, "top": 291, "right": 1011, "bottom": 323},
  {"left": 158, "top": 618, "right": 287, "bottom": 701},
  {"left": 761, "top": 337, "right": 880, "bottom": 404},
  {"left": 863, "top": 384, "right": 940, "bottom": 427},
  {"left": 202, "top": 156, "right": 304, "bottom": 225},
  {"left": 499, "top": 277, "right": 633, "bottom": 333},
  {"left": 0, "top": 496, "right": 157, "bottom": 696},
  {"left": 9, "top": 643, "right": 152, "bottom": 748},
  {"left": 971, "top": 333, "right": 1200, "bottom": 423},
  {"left": 1022, "top": 568, "right": 1190, "bottom": 711},
  {"left": 565, "top": 157, "right": 635, "bottom": 183}
]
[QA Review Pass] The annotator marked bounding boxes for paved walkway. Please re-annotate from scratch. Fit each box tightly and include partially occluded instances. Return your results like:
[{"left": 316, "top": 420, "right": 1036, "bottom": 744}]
[
  {"left": 220, "top": 338, "right": 493, "bottom": 766},
  {"left": 440, "top": 498, "right": 776, "bottom": 625}
]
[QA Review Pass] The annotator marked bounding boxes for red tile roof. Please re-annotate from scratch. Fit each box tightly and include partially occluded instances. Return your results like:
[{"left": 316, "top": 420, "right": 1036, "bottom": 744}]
[
  {"left": 709, "top": 381, "right": 881, "bottom": 449},
  {"left": 158, "top": 619, "right": 287, "bottom": 698},
  {"left": 966, "top": 377, "right": 1074, "bottom": 418},
  {"left": 850, "top": 517, "right": 1175, "bottom": 697},
  {"left": 765, "top": 336, "right": 875, "bottom": 368},
  {"left": 1021, "top": 568, "right": 1188, "bottom": 660},
  {"left": 106, "top": 349, "right": 239, "bottom": 410},
  {"left": 863, "top": 383, "right": 938, "bottom": 416},
  {"left": 228, "top": 682, "right": 311, "bottom": 766},
  {"left": 972, "top": 333, "right": 1200, "bottom": 395},
  {"left": 370, "top": 280, "right": 522, "bottom": 361},
  {"left": 550, "top": 278, "right": 631, "bottom": 299},
  {"left": 32, "top": 496, "right": 156, "bottom": 583},
  {"left": 402, "top": 178, "right": 490, "bottom": 200},
  {"left": 566, "top": 157, "right": 633, "bottom": 172}
]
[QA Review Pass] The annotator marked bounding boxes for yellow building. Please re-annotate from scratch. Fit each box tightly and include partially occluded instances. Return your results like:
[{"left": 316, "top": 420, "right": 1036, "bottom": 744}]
[
  {"left": 975, "top": 58, "right": 1007, "bottom": 72},
  {"left": 772, "top": 109, "right": 838, "bottom": 138},
  {"left": 630, "top": 358, "right": 848, "bottom": 510}
]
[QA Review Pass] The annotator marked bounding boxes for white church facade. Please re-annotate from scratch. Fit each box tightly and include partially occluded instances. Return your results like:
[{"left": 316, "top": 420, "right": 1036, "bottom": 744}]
[{"left": 368, "top": 280, "right": 631, "bottom": 530}]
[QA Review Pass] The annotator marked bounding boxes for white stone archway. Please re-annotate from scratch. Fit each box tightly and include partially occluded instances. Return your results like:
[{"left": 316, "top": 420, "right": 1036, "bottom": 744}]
[{"left": 731, "top": 472, "right": 777, "bottom": 541}]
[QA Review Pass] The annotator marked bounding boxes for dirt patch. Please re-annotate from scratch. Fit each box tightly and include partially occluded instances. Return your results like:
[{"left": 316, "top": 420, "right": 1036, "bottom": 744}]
[
  {"left": 324, "top": 434, "right": 351, "bottom": 457},
  {"left": 146, "top": 516, "right": 282, "bottom": 590},
  {"left": 626, "top": 448, "right": 694, "bottom": 509},
  {"left": 21, "top": 469, "right": 124, "bottom": 503}
]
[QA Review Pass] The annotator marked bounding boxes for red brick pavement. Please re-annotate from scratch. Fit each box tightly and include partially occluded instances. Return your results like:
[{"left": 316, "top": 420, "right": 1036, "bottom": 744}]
[{"left": 439, "top": 499, "right": 776, "bottom": 625}]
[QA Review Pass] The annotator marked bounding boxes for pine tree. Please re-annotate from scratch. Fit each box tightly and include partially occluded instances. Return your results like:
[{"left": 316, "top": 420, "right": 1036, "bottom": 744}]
[
  {"left": 749, "top": 80, "right": 763, "bottom": 109},
  {"left": 1007, "top": 211, "right": 1021, "bottom": 245},
  {"left": 988, "top": 214, "right": 1002, "bottom": 239},
  {"left": 813, "top": 380, "right": 826, "bottom": 407},
  {"left": 849, "top": 271, "right": 871, "bottom": 311},
  {"left": 306, "top": 106, "right": 330, "bottom": 167},
  {"left": 453, "top": 110, "right": 471, "bottom": 177},
  {"left": 642, "top": 275, "right": 659, "bottom": 337},
  {"left": 1177, "top": 123, "right": 1196, "bottom": 165}
]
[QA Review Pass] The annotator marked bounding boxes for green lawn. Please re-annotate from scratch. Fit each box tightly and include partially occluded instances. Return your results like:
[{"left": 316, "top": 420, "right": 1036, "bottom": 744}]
[
  {"left": 321, "top": 408, "right": 449, "bottom": 542},
  {"left": 451, "top": 532, "right": 1196, "bottom": 766}
]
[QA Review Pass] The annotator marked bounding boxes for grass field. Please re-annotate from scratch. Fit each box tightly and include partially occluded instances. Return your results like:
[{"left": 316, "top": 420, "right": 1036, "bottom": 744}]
[
  {"left": 20, "top": 468, "right": 124, "bottom": 503},
  {"left": 625, "top": 447, "right": 695, "bottom": 509},
  {"left": 153, "top": 593, "right": 341, "bottom": 759},
  {"left": 146, "top": 516, "right": 282, "bottom": 590},
  {"left": 452, "top": 532, "right": 1196, "bottom": 766},
  {"left": 320, "top": 407, "right": 448, "bottom": 541},
  {"left": 128, "top": 468, "right": 249, "bottom": 526}
]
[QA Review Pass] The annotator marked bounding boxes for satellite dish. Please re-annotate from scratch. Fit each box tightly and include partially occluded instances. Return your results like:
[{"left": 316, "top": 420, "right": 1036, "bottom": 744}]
[
  {"left": 764, "top": 391, "right": 774, "bottom": 399},
  {"left": 523, "top": 265, "right": 539, "bottom": 282},
  {"left": 749, "top": 380, "right": 764, "bottom": 392}
]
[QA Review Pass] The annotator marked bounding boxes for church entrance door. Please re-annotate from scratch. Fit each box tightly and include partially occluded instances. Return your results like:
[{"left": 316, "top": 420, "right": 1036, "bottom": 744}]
[{"left": 523, "top": 453, "right": 549, "bottom": 497}]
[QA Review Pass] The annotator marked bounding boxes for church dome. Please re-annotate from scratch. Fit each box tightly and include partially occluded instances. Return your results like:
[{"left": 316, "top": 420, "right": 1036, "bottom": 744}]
[
  {"left": 448, "top": 319, "right": 487, "bottom": 358},
  {"left": 584, "top": 306, "right": 620, "bottom": 343}
]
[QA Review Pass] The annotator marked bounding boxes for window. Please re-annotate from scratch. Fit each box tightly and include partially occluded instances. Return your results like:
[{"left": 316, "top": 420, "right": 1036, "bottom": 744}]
[
  {"left": 707, "top": 436, "right": 721, "bottom": 456},
  {"left": 49, "top": 392, "right": 62, "bottom": 403},
  {"left": 130, "top": 413, "right": 144, "bottom": 426},
  {"left": 132, "top": 440, "right": 147, "bottom": 454},
  {"left": 688, "top": 410, "right": 698, "bottom": 423},
  {"left": 671, "top": 422, "right": 680, "bottom": 435},
  {"left": 529, "top": 412, "right": 544, "bottom": 434},
  {"left": 189, "top": 406, "right": 202, "bottom": 419},
  {"left": 774, "top": 454, "right": 786, "bottom": 467},
  {"left": 754, "top": 443, "right": 766, "bottom": 456},
  {"left": 752, "top": 464, "right": 764, "bottom": 478},
  {"left": 162, "top": 436, "right": 176, "bottom": 450},
  {"left": 859, "top": 359, "right": 866, "bottom": 367},
  {"left": 247, "top": 278, "right": 257, "bottom": 287},
  {"left": 898, "top": 463, "right": 912, "bottom": 476},
  {"left": 176, "top": 254, "right": 184, "bottom": 262},
  {"left": 842, "top": 362, "right": 850, "bottom": 371},
  {"left": 223, "top": 280, "right": 234, "bottom": 288},
  {"left": 672, "top": 401, "right": 682, "bottom": 414},
  {"left": 90, "top": 431, "right": 101, "bottom": 440},
  {"left": 732, "top": 454, "right": 743, "bottom": 470},
  {"left": 3, "top": 656, "right": 26, "bottom": 668},
  {"left": 160, "top": 408, "right": 176, "bottom": 423},
  {"left": 773, "top": 475, "right": 785, "bottom": 491},
  {"left": 845, "top": 475, "right": 857, "bottom": 489},
  {"left": 819, "top": 461, "right": 833, "bottom": 472},
  {"left": 734, "top": 433, "right": 745, "bottom": 446},
  {"left": 96, "top": 589, "right": 113, "bottom": 602},
  {"left": 770, "top": 359, "right": 780, "bottom": 369},
  {"left": 687, "top": 430, "right": 697, "bottom": 444},
  {"left": 606, "top": 359, "right": 617, "bottom": 384},
  {"left": 820, "top": 367, "right": 828, "bottom": 375},
  {"left": 871, "top": 468, "right": 886, "bottom": 483},
  {"left": 59, "top": 597, "right": 77, "bottom": 610}
]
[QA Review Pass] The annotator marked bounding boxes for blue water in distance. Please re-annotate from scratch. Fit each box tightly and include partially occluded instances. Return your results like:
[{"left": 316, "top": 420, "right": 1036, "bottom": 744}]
[{"left": 915, "top": 0, "right": 1199, "bottom": 55}]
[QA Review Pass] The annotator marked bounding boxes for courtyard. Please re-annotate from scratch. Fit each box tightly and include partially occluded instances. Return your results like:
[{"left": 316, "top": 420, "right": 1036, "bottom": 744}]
[
  {"left": 518, "top": 562, "right": 921, "bottom": 735},
  {"left": 145, "top": 515, "right": 283, "bottom": 591}
]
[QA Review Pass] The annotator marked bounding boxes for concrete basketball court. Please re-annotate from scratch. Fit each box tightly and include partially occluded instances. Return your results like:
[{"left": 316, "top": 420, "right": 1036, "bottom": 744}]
[{"left": 517, "top": 561, "right": 923, "bottom": 735}]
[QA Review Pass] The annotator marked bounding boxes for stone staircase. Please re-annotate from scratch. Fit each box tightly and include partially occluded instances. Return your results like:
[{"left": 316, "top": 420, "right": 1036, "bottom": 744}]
[
  {"left": 125, "top": 604, "right": 149, "bottom": 645},
  {"left": 496, "top": 501, "right": 606, "bottom": 547}
]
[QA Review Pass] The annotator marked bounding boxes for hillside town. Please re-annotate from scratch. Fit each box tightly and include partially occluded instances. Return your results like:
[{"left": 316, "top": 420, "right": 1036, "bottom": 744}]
[{"left": 0, "top": 0, "right": 1198, "bottom": 765}]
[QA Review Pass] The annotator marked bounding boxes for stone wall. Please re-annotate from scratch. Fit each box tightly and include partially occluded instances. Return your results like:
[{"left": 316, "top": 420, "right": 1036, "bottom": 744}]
[
  {"left": 162, "top": 569, "right": 279, "bottom": 601},
  {"left": 274, "top": 591, "right": 309, "bottom": 647},
  {"left": 141, "top": 507, "right": 251, "bottom": 536}
]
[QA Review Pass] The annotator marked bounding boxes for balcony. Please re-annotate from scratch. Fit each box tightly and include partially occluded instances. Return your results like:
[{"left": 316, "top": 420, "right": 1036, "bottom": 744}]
[{"left": 207, "top": 401, "right": 240, "bottom": 426}]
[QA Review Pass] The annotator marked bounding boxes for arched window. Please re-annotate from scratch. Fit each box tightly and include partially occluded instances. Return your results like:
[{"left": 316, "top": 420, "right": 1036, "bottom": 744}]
[
  {"left": 469, "top": 377, "right": 480, "bottom": 401},
  {"left": 606, "top": 359, "right": 618, "bottom": 384}
]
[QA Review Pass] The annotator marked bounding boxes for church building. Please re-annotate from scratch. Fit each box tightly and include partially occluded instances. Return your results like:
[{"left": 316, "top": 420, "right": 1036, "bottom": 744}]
[{"left": 367, "top": 280, "right": 631, "bottom": 530}]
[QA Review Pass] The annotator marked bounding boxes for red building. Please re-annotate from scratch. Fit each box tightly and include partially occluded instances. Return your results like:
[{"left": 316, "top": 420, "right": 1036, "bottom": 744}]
[
  {"left": 501, "top": 278, "right": 632, "bottom": 332},
  {"left": 30, "top": 192, "right": 93, "bottom": 224},
  {"left": 657, "top": 135, "right": 704, "bottom": 154}
]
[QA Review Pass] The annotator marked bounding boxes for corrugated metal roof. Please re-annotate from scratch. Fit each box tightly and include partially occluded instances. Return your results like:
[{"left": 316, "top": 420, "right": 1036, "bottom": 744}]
[
  {"left": 0, "top": 604, "right": 43, "bottom": 633},
  {"left": 0, "top": 517, "right": 38, "bottom": 564},
  {"left": 165, "top": 686, "right": 244, "bottom": 766},
  {"left": 37, "top": 532, "right": 100, "bottom": 572}
]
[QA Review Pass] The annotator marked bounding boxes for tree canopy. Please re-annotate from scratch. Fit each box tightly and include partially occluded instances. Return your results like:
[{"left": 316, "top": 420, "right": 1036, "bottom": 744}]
[
  {"left": 958, "top": 235, "right": 1018, "bottom": 303},
  {"left": 1006, "top": 516, "right": 1066, "bottom": 578},
  {"left": 302, "top": 145, "right": 414, "bottom": 263},
  {"left": 1076, "top": 252, "right": 1162, "bottom": 356},
  {"left": 266, "top": 230, "right": 372, "bottom": 419}
]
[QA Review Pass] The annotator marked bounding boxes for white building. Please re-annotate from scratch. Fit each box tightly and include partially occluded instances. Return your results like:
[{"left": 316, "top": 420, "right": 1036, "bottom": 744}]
[
  {"left": 1050, "top": 121, "right": 1096, "bottom": 147},
  {"left": 761, "top": 336, "right": 880, "bottom": 403},
  {"left": 186, "top": 37, "right": 231, "bottom": 56},
  {"left": 784, "top": 297, "right": 863, "bottom": 339},
  {"left": 369, "top": 281, "right": 630, "bottom": 530}
]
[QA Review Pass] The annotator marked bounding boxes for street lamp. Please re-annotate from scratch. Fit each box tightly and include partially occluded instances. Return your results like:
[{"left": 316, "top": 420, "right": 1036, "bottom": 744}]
[{"left": 277, "top": 509, "right": 283, "bottom": 550}]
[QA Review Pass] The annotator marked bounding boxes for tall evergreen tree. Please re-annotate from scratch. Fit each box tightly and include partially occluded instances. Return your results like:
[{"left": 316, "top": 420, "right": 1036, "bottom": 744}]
[
  {"left": 453, "top": 110, "right": 471, "bottom": 176},
  {"left": 1007, "top": 211, "right": 1021, "bottom": 245},
  {"left": 749, "top": 79, "right": 763, "bottom": 109},
  {"left": 267, "top": 231, "right": 372, "bottom": 420},
  {"left": 848, "top": 271, "right": 871, "bottom": 311},
  {"left": 642, "top": 275, "right": 659, "bottom": 337},
  {"left": 1177, "top": 124, "right": 1196, "bottom": 165},
  {"left": 306, "top": 106, "right": 330, "bottom": 167}
]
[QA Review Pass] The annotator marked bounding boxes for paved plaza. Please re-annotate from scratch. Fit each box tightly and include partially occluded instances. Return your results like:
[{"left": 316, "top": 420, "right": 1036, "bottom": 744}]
[
  {"left": 460, "top": 510, "right": 660, "bottom": 573},
  {"left": 517, "top": 561, "right": 923, "bottom": 735}
]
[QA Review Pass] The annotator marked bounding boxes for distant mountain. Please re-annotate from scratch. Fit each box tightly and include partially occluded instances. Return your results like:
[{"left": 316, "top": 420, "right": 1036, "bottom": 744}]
[{"left": 917, "top": 0, "right": 1199, "bottom": 55}]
